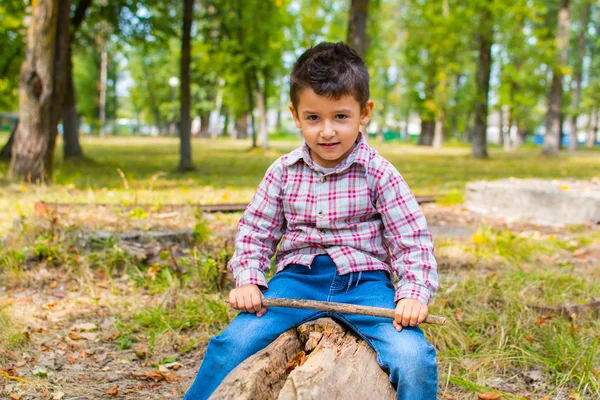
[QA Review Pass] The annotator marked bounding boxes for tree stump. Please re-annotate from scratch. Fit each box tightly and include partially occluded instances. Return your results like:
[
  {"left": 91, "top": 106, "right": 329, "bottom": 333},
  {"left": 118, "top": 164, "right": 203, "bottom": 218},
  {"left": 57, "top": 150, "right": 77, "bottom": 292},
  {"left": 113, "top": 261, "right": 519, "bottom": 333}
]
[{"left": 209, "top": 317, "right": 396, "bottom": 400}]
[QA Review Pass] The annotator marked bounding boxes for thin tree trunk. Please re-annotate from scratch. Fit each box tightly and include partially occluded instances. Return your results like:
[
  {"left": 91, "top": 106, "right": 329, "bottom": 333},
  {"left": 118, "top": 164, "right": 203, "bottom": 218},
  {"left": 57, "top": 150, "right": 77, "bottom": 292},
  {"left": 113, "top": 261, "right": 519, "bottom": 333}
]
[
  {"left": 347, "top": 0, "right": 370, "bottom": 59},
  {"left": 199, "top": 111, "right": 210, "bottom": 138},
  {"left": 98, "top": 34, "right": 108, "bottom": 138},
  {"left": 472, "top": 0, "right": 493, "bottom": 159},
  {"left": 256, "top": 75, "right": 268, "bottom": 150},
  {"left": 587, "top": 108, "right": 598, "bottom": 147},
  {"left": 62, "top": 0, "right": 92, "bottom": 160},
  {"left": 9, "top": 0, "right": 70, "bottom": 182},
  {"left": 211, "top": 78, "right": 225, "bottom": 140},
  {"left": 276, "top": 75, "right": 283, "bottom": 132},
  {"left": 222, "top": 111, "right": 230, "bottom": 136},
  {"left": 504, "top": 106, "right": 513, "bottom": 151},
  {"left": 62, "top": 45, "right": 83, "bottom": 160},
  {"left": 514, "top": 123, "right": 526, "bottom": 149},
  {"left": 419, "top": 119, "right": 434, "bottom": 146},
  {"left": 543, "top": 0, "right": 571, "bottom": 156},
  {"left": 179, "top": 0, "right": 194, "bottom": 171},
  {"left": 246, "top": 72, "right": 257, "bottom": 148},
  {"left": 233, "top": 112, "right": 249, "bottom": 140},
  {"left": 568, "top": 0, "right": 589, "bottom": 152},
  {"left": 433, "top": 112, "right": 444, "bottom": 148}
]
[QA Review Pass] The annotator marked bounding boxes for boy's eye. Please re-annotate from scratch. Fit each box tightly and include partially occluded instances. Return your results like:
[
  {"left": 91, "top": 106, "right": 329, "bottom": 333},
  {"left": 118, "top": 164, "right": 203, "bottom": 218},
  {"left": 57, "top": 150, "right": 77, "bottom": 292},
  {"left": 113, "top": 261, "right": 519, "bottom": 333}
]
[
  {"left": 307, "top": 115, "right": 319, "bottom": 121},
  {"left": 336, "top": 114, "right": 348, "bottom": 120}
]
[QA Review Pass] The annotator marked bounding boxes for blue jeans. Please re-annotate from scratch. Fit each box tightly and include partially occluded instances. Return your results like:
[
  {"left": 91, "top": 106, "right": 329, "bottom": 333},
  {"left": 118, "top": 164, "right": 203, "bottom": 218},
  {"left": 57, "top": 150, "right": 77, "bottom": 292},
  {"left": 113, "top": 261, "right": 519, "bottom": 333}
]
[{"left": 184, "top": 255, "right": 437, "bottom": 399}]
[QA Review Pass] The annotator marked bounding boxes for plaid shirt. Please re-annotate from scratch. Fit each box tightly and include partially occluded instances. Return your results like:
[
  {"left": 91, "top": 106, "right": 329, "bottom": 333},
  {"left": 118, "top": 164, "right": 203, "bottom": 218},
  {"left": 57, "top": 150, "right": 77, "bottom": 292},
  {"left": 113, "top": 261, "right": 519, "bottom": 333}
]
[{"left": 228, "top": 134, "right": 438, "bottom": 305}]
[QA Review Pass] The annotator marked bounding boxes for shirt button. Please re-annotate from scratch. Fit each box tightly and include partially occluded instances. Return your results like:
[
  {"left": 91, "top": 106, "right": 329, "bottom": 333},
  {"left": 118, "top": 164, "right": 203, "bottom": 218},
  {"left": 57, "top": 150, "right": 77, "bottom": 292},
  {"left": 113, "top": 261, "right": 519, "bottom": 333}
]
[
  {"left": 318, "top": 212, "right": 324, "bottom": 219},
  {"left": 320, "top": 176, "right": 326, "bottom": 183}
]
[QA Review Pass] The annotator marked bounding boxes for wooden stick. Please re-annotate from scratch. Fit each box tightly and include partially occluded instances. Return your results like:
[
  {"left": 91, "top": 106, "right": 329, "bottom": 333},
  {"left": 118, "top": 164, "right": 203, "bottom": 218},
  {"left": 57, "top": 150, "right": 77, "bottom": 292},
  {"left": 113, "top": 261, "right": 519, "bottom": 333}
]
[{"left": 226, "top": 297, "right": 446, "bottom": 326}]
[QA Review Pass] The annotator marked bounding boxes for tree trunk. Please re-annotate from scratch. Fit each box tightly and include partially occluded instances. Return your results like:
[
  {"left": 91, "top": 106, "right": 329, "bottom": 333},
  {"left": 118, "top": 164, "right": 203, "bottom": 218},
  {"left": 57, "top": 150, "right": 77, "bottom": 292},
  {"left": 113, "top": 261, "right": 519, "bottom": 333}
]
[
  {"left": 433, "top": 112, "right": 444, "bottom": 149},
  {"left": 472, "top": 0, "right": 493, "bottom": 159},
  {"left": 568, "top": 0, "right": 590, "bottom": 152},
  {"left": 98, "top": 34, "right": 108, "bottom": 138},
  {"left": 211, "top": 78, "right": 225, "bottom": 140},
  {"left": 234, "top": 112, "right": 249, "bottom": 140},
  {"left": 419, "top": 119, "right": 434, "bottom": 146},
  {"left": 256, "top": 73, "right": 269, "bottom": 150},
  {"left": 587, "top": 108, "right": 598, "bottom": 147},
  {"left": 347, "top": 0, "right": 370, "bottom": 59},
  {"left": 543, "top": 0, "right": 571, "bottom": 156},
  {"left": 500, "top": 106, "right": 512, "bottom": 151},
  {"left": 62, "top": 45, "right": 84, "bottom": 160},
  {"left": 9, "top": 0, "right": 71, "bottom": 182},
  {"left": 222, "top": 111, "right": 230, "bottom": 137},
  {"left": 210, "top": 318, "right": 395, "bottom": 400},
  {"left": 62, "top": 0, "right": 92, "bottom": 160},
  {"left": 179, "top": 0, "right": 194, "bottom": 171},
  {"left": 1, "top": 122, "right": 17, "bottom": 159},
  {"left": 246, "top": 72, "right": 257, "bottom": 148}
]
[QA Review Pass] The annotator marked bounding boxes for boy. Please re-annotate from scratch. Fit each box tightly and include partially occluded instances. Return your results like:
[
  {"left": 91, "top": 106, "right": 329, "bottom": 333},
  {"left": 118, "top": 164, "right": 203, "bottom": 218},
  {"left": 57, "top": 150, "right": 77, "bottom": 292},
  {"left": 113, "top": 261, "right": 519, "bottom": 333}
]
[{"left": 185, "top": 42, "right": 439, "bottom": 400}]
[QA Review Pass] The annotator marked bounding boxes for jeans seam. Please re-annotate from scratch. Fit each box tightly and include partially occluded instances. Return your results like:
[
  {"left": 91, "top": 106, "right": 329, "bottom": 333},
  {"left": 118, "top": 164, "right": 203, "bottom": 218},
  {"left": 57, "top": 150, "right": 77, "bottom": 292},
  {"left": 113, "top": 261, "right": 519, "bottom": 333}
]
[{"left": 331, "top": 313, "right": 385, "bottom": 367}]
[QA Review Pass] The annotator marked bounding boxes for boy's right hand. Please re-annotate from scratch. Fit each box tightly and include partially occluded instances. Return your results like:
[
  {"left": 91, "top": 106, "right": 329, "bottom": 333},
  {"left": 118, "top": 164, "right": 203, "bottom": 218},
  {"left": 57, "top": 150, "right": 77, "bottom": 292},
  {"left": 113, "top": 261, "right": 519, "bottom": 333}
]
[{"left": 228, "top": 284, "right": 267, "bottom": 317}]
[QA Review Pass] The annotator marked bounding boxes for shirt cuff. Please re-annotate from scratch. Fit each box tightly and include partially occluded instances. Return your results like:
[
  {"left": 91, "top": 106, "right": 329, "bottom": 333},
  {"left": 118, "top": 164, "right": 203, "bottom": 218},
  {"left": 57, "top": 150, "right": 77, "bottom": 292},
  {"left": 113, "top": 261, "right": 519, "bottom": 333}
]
[
  {"left": 234, "top": 268, "right": 269, "bottom": 290},
  {"left": 394, "top": 283, "right": 431, "bottom": 305}
]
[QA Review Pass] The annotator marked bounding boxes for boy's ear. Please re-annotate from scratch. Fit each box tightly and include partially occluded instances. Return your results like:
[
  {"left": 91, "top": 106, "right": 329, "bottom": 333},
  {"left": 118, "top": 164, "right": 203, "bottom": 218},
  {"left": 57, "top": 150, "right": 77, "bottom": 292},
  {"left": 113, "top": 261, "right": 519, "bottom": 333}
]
[
  {"left": 288, "top": 103, "right": 302, "bottom": 128},
  {"left": 360, "top": 100, "right": 375, "bottom": 127}
]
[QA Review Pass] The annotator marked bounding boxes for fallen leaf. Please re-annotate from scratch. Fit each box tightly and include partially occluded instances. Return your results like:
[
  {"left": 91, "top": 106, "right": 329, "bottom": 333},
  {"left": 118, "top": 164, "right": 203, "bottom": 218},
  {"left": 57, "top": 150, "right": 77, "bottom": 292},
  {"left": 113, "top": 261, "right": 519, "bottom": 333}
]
[
  {"left": 442, "top": 393, "right": 455, "bottom": 399},
  {"left": 455, "top": 310, "right": 465, "bottom": 322},
  {"left": 69, "top": 332, "right": 80, "bottom": 340},
  {"left": 9, "top": 393, "right": 22, "bottom": 400},
  {"left": 131, "top": 370, "right": 182, "bottom": 383},
  {"left": 53, "top": 392, "right": 65, "bottom": 400},
  {"left": 478, "top": 393, "right": 502, "bottom": 400},
  {"left": 104, "top": 385, "right": 119, "bottom": 397}
]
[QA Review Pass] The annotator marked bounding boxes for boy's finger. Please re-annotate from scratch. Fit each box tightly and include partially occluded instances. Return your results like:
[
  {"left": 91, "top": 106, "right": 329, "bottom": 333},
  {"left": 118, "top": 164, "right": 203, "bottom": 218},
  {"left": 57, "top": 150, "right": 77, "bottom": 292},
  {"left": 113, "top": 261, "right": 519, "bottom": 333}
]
[
  {"left": 244, "top": 296, "right": 255, "bottom": 313},
  {"left": 394, "top": 303, "right": 404, "bottom": 324},
  {"left": 393, "top": 320, "right": 403, "bottom": 332},
  {"left": 256, "top": 307, "right": 267, "bottom": 318},
  {"left": 229, "top": 293, "right": 238, "bottom": 309},
  {"left": 401, "top": 305, "right": 412, "bottom": 326},
  {"left": 251, "top": 293, "right": 262, "bottom": 313},
  {"left": 418, "top": 308, "right": 428, "bottom": 324},
  {"left": 409, "top": 307, "right": 420, "bottom": 327}
]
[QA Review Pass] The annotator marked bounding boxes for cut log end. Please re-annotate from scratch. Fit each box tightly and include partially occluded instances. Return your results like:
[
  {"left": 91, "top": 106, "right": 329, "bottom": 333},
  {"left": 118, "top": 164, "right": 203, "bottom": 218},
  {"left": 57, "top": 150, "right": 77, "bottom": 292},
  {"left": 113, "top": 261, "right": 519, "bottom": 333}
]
[{"left": 209, "top": 318, "right": 396, "bottom": 400}]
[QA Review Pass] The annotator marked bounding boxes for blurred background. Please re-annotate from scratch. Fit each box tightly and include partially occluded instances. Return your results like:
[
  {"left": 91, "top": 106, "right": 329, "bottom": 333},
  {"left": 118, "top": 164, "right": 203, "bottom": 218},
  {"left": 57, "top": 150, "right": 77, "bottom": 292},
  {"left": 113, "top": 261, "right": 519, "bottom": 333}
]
[{"left": 1, "top": 0, "right": 599, "bottom": 182}]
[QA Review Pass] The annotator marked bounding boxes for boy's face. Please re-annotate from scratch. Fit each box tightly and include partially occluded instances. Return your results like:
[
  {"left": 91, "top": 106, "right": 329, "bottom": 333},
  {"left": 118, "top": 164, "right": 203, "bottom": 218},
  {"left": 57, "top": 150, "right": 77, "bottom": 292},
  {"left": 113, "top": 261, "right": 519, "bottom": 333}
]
[{"left": 289, "top": 89, "right": 374, "bottom": 168}]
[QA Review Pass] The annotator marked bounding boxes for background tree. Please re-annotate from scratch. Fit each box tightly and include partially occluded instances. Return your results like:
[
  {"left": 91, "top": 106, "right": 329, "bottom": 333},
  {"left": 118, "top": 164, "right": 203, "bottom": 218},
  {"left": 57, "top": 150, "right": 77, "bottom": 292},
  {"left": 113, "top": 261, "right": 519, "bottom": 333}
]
[{"left": 9, "top": 0, "right": 71, "bottom": 181}]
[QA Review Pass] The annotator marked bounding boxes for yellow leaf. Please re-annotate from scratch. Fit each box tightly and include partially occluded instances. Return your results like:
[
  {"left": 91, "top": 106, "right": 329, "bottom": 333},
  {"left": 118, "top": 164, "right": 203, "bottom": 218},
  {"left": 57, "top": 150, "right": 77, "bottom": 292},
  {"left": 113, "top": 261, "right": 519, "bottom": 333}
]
[
  {"left": 472, "top": 231, "right": 485, "bottom": 246},
  {"left": 559, "top": 185, "right": 569, "bottom": 191},
  {"left": 18, "top": 185, "right": 26, "bottom": 192}
]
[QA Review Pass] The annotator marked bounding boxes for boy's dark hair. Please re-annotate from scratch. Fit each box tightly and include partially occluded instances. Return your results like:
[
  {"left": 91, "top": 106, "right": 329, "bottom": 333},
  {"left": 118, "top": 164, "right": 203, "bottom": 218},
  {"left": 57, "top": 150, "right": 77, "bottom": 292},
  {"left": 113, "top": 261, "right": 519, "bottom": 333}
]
[{"left": 290, "top": 42, "right": 370, "bottom": 110}]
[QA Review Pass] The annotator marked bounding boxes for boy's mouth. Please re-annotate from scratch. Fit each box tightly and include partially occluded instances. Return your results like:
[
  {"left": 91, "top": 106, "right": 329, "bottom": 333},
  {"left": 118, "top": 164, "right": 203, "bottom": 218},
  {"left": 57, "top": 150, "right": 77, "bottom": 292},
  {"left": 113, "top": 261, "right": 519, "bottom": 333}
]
[{"left": 318, "top": 143, "right": 340, "bottom": 150}]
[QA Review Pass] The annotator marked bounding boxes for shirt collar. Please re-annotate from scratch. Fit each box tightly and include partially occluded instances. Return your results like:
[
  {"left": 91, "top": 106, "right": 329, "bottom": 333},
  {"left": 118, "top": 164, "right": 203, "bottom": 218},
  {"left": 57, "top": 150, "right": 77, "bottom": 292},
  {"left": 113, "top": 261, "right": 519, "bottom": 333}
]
[{"left": 284, "top": 132, "right": 371, "bottom": 172}]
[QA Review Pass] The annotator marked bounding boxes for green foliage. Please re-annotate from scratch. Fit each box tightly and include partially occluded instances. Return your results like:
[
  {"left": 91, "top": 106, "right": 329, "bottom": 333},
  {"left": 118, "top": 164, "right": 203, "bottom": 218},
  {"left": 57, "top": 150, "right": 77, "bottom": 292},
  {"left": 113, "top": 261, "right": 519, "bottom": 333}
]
[{"left": 0, "top": 0, "right": 26, "bottom": 112}]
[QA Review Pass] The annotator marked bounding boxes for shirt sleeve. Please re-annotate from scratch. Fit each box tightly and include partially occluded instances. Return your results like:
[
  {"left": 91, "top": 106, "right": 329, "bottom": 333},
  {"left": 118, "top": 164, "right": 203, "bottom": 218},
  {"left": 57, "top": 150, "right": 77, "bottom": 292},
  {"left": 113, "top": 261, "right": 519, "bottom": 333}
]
[
  {"left": 374, "top": 165, "right": 438, "bottom": 305},
  {"left": 228, "top": 160, "right": 286, "bottom": 290}
]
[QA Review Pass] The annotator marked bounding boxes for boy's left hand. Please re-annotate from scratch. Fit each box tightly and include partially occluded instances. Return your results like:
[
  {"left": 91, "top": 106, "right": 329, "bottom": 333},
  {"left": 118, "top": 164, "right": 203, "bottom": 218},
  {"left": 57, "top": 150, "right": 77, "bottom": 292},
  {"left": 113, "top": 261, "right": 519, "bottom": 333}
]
[{"left": 393, "top": 298, "right": 428, "bottom": 332}]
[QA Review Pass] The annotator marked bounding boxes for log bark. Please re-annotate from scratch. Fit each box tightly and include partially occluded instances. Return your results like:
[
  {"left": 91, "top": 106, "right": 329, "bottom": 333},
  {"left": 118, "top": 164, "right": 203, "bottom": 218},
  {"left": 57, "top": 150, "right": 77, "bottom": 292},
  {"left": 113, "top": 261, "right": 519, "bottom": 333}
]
[{"left": 210, "top": 318, "right": 396, "bottom": 400}]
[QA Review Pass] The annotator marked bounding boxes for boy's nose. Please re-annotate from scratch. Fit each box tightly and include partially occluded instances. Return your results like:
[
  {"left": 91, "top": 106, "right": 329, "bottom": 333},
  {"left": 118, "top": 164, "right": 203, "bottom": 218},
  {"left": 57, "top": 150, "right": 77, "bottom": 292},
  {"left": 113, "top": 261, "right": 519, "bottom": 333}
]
[{"left": 320, "top": 123, "right": 336, "bottom": 139}]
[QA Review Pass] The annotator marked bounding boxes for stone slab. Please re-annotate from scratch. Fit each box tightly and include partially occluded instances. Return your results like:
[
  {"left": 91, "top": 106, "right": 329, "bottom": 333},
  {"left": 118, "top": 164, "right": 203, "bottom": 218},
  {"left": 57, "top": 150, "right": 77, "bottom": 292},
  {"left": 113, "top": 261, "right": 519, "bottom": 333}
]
[{"left": 465, "top": 179, "right": 600, "bottom": 226}]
